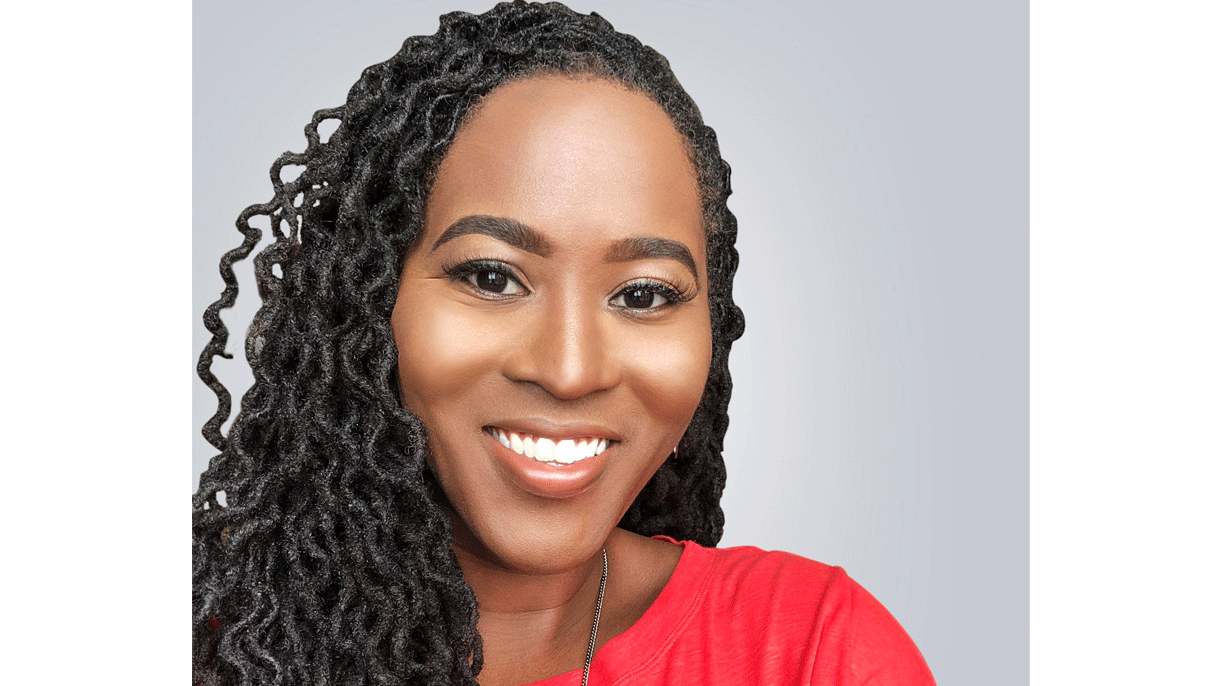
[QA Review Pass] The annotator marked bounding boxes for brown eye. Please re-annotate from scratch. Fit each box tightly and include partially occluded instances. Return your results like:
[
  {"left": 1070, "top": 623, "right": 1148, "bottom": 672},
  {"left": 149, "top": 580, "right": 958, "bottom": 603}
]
[
  {"left": 475, "top": 270, "right": 509, "bottom": 293},
  {"left": 611, "top": 282, "right": 676, "bottom": 311},
  {"left": 623, "top": 287, "right": 655, "bottom": 309},
  {"left": 449, "top": 261, "right": 526, "bottom": 297}
]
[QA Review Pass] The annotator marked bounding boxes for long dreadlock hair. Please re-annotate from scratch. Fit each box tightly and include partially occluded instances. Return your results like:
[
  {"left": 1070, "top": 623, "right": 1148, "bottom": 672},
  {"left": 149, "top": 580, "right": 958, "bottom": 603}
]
[{"left": 194, "top": 2, "right": 745, "bottom": 684}]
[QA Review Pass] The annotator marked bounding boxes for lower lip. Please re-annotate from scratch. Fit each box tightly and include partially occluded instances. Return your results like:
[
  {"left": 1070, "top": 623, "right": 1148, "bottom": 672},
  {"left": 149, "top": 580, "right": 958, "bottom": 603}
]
[{"left": 484, "top": 430, "right": 615, "bottom": 499}]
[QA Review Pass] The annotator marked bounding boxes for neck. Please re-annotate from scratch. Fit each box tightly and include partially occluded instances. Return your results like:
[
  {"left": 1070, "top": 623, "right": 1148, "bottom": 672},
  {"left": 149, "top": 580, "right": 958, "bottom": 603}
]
[
  {"left": 445, "top": 511, "right": 610, "bottom": 683},
  {"left": 456, "top": 540, "right": 605, "bottom": 617}
]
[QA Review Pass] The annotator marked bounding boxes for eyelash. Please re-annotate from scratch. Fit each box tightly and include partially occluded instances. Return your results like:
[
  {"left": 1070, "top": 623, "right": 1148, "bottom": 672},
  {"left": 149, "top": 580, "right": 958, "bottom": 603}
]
[
  {"left": 440, "top": 258, "right": 695, "bottom": 311},
  {"left": 610, "top": 279, "right": 691, "bottom": 311},
  {"left": 442, "top": 259, "right": 523, "bottom": 292}
]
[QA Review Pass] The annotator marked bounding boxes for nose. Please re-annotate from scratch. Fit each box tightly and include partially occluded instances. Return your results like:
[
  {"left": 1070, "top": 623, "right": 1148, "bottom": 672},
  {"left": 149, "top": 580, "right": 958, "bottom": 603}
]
[{"left": 502, "top": 296, "right": 620, "bottom": 400}]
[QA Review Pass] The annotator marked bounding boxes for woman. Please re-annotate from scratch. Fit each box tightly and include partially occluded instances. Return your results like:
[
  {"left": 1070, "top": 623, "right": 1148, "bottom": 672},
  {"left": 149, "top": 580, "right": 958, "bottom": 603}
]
[{"left": 195, "top": 2, "right": 935, "bottom": 684}]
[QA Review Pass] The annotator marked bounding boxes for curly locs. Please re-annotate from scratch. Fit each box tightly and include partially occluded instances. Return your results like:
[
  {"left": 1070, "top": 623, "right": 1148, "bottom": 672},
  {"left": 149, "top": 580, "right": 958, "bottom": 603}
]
[{"left": 194, "top": 2, "right": 745, "bottom": 684}]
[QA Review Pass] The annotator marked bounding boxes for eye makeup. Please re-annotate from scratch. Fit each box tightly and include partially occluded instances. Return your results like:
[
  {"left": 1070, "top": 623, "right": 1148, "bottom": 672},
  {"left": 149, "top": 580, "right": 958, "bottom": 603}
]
[
  {"left": 440, "top": 256, "right": 695, "bottom": 312},
  {"left": 609, "top": 278, "right": 695, "bottom": 312},
  {"left": 441, "top": 257, "right": 529, "bottom": 298}
]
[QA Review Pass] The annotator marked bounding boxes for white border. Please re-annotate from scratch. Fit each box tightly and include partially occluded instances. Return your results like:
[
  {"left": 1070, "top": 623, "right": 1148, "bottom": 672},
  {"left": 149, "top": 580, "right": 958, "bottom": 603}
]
[
  {"left": 4, "top": 0, "right": 190, "bottom": 680},
  {"left": 1032, "top": 0, "right": 1219, "bottom": 682}
]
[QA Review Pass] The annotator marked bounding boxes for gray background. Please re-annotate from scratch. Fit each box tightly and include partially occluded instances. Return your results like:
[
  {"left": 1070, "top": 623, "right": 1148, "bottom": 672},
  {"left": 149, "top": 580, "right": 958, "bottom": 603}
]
[{"left": 194, "top": 1, "right": 1028, "bottom": 683}]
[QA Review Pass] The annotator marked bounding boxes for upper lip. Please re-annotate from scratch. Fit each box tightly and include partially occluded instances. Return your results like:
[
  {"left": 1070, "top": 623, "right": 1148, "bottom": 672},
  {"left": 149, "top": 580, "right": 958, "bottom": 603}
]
[{"left": 485, "top": 419, "right": 621, "bottom": 443}]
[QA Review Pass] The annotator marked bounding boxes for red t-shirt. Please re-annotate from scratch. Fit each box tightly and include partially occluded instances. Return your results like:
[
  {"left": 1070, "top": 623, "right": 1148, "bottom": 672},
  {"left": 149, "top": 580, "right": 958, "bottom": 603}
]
[{"left": 526, "top": 537, "right": 936, "bottom": 686}]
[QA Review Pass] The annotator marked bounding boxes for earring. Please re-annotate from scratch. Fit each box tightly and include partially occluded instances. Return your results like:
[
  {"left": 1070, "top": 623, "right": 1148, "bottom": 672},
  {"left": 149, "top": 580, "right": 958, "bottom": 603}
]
[{"left": 671, "top": 445, "right": 679, "bottom": 460}]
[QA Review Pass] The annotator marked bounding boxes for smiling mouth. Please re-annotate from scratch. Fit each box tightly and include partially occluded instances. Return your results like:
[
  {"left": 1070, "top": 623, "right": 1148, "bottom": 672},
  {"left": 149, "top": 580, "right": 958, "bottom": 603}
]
[{"left": 485, "top": 427, "right": 611, "bottom": 465}]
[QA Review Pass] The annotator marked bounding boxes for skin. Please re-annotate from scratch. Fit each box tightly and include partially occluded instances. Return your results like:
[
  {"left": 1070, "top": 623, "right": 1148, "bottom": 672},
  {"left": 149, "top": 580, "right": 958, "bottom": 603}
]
[{"left": 392, "top": 74, "right": 712, "bottom": 686}]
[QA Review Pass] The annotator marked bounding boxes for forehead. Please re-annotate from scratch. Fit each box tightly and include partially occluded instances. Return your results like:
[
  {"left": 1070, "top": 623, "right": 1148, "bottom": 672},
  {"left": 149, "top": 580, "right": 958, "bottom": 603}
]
[{"left": 423, "top": 74, "right": 704, "bottom": 256}]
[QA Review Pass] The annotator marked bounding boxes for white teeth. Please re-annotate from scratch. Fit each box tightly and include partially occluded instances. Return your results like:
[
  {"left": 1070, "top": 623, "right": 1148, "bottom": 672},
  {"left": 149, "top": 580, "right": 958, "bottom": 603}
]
[
  {"left": 535, "top": 437, "right": 555, "bottom": 461},
  {"left": 491, "top": 428, "right": 611, "bottom": 464}
]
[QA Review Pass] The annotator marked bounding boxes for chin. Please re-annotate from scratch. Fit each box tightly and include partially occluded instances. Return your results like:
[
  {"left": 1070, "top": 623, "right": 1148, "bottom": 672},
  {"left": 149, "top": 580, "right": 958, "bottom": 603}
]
[{"left": 453, "top": 502, "right": 619, "bottom": 574}]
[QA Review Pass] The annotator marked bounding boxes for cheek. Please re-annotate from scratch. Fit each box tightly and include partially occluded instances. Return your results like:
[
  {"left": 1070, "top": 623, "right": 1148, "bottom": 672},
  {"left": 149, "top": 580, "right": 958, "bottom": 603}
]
[
  {"left": 391, "top": 286, "right": 502, "bottom": 416},
  {"left": 622, "top": 314, "right": 714, "bottom": 428}
]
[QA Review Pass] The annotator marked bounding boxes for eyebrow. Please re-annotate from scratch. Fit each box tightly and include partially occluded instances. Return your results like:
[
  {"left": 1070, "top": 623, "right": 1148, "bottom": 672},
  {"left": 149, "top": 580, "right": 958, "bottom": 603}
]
[
  {"left": 431, "top": 215, "right": 553, "bottom": 257},
  {"left": 603, "top": 235, "right": 699, "bottom": 284},
  {"left": 431, "top": 214, "right": 699, "bottom": 284}
]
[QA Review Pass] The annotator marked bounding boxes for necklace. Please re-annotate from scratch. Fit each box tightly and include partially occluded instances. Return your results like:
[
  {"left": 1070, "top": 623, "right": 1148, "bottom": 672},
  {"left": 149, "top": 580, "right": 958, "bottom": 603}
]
[{"left": 581, "top": 548, "right": 608, "bottom": 686}]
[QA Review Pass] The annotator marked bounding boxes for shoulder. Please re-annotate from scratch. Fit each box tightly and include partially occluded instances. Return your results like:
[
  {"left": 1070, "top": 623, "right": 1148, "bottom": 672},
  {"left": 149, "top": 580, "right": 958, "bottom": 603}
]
[
  {"left": 678, "top": 542, "right": 937, "bottom": 685},
  {"left": 686, "top": 543, "right": 854, "bottom": 637},
  {"left": 675, "top": 541, "right": 848, "bottom": 609},
  {"left": 699, "top": 543, "right": 844, "bottom": 595}
]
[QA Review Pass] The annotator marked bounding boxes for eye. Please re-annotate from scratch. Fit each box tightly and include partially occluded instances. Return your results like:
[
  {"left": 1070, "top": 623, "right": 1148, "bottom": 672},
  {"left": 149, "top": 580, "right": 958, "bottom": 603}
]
[
  {"left": 615, "top": 286, "right": 667, "bottom": 310},
  {"left": 444, "top": 260, "right": 528, "bottom": 297},
  {"left": 610, "top": 281, "right": 684, "bottom": 311},
  {"left": 468, "top": 269, "right": 522, "bottom": 295}
]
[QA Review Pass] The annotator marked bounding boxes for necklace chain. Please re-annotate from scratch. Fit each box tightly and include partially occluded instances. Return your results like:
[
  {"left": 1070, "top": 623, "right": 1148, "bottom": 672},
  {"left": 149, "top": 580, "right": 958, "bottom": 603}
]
[{"left": 581, "top": 548, "right": 608, "bottom": 686}]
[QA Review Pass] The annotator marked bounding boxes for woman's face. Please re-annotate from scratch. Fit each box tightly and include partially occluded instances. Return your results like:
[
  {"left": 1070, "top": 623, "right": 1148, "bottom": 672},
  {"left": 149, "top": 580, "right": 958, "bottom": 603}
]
[{"left": 391, "top": 75, "right": 711, "bottom": 573}]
